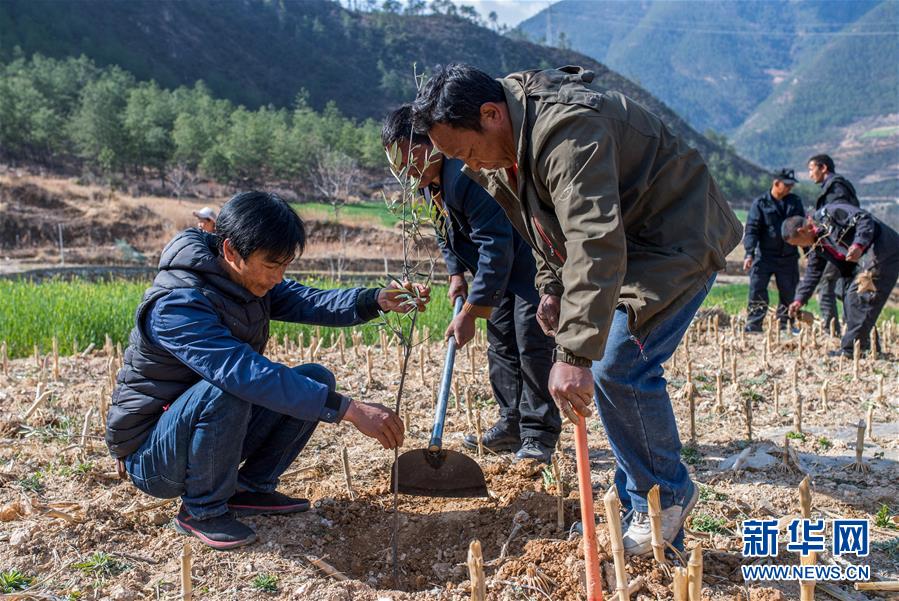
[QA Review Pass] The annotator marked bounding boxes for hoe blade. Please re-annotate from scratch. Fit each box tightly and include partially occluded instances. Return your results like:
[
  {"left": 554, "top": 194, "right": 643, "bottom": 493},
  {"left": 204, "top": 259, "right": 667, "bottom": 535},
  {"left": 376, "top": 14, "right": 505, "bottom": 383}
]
[{"left": 391, "top": 449, "right": 488, "bottom": 498}]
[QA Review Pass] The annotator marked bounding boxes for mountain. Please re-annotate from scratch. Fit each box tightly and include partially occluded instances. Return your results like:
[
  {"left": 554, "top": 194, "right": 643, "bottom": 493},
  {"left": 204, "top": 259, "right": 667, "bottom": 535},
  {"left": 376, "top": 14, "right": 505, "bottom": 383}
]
[
  {"left": 0, "top": 0, "right": 766, "bottom": 203},
  {"left": 519, "top": 0, "right": 898, "bottom": 198},
  {"left": 733, "top": 1, "right": 899, "bottom": 198}
]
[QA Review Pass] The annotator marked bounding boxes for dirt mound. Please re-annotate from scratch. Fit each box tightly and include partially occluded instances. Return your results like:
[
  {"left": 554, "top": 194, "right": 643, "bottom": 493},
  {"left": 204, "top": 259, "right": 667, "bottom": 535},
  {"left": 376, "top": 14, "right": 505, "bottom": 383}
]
[{"left": 0, "top": 182, "right": 167, "bottom": 251}]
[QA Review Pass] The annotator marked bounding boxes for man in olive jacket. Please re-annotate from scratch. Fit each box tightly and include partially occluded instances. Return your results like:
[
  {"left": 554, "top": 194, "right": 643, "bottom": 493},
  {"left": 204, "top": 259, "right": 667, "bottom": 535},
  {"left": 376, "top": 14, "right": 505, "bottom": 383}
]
[{"left": 413, "top": 64, "right": 742, "bottom": 555}]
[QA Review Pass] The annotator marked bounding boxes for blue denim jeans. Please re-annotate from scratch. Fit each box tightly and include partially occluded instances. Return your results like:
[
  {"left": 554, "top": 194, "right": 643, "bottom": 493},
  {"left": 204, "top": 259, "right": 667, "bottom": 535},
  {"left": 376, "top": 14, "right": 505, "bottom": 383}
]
[
  {"left": 124, "top": 363, "right": 335, "bottom": 519},
  {"left": 592, "top": 275, "right": 715, "bottom": 514}
]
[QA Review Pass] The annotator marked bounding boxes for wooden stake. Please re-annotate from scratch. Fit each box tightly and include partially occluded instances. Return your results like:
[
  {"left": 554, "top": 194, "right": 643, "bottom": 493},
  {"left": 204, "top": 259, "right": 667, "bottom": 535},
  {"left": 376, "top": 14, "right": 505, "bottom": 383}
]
[
  {"left": 689, "top": 384, "right": 697, "bottom": 443},
  {"left": 715, "top": 372, "right": 723, "bottom": 414},
  {"left": 341, "top": 445, "right": 355, "bottom": 500},
  {"left": 792, "top": 360, "right": 799, "bottom": 394},
  {"left": 875, "top": 374, "right": 884, "bottom": 403},
  {"left": 475, "top": 406, "right": 484, "bottom": 459},
  {"left": 22, "top": 386, "right": 51, "bottom": 421},
  {"left": 467, "top": 540, "right": 486, "bottom": 601},
  {"left": 829, "top": 318, "right": 836, "bottom": 338},
  {"left": 453, "top": 380, "right": 461, "bottom": 412},
  {"left": 552, "top": 453, "right": 564, "bottom": 533},
  {"left": 311, "top": 337, "right": 324, "bottom": 362},
  {"left": 866, "top": 405, "right": 875, "bottom": 442},
  {"left": 731, "top": 354, "right": 737, "bottom": 382},
  {"left": 380, "top": 330, "right": 388, "bottom": 356},
  {"left": 80, "top": 406, "right": 94, "bottom": 458},
  {"left": 647, "top": 485, "right": 667, "bottom": 566},
  {"left": 305, "top": 555, "right": 349, "bottom": 581},
  {"left": 465, "top": 387, "right": 474, "bottom": 431},
  {"left": 603, "top": 487, "right": 629, "bottom": 601},
  {"left": 419, "top": 346, "right": 426, "bottom": 386},
  {"left": 853, "top": 339, "right": 860, "bottom": 380},
  {"left": 180, "top": 542, "right": 192, "bottom": 601},
  {"left": 687, "top": 545, "right": 703, "bottom": 601},
  {"left": 793, "top": 390, "right": 803, "bottom": 434},
  {"left": 79, "top": 342, "right": 96, "bottom": 358},
  {"left": 854, "top": 581, "right": 899, "bottom": 592},
  {"left": 744, "top": 396, "right": 753, "bottom": 442},
  {"left": 52, "top": 336, "right": 59, "bottom": 380},
  {"left": 798, "top": 476, "right": 815, "bottom": 601},
  {"left": 870, "top": 327, "right": 878, "bottom": 356},
  {"left": 366, "top": 348, "right": 373, "bottom": 388},
  {"left": 338, "top": 331, "right": 345, "bottom": 364},
  {"left": 848, "top": 420, "right": 869, "bottom": 473},
  {"left": 673, "top": 567, "right": 689, "bottom": 601}
]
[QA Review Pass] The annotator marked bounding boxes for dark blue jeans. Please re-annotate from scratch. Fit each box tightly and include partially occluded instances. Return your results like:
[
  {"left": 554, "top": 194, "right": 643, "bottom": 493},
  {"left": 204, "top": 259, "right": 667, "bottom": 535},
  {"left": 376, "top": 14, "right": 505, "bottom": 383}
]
[
  {"left": 592, "top": 275, "right": 715, "bottom": 514},
  {"left": 124, "top": 364, "right": 334, "bottom": 519}
]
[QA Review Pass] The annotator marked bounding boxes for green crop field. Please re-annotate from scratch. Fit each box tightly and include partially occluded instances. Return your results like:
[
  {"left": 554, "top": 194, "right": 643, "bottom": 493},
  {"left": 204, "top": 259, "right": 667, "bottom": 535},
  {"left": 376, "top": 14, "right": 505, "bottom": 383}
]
[
  {"left": 292, "top": 201, "right": 399, "bottom": 228},
  {"left": 0, "top": 279, "right": 895, "bottom": 359}
]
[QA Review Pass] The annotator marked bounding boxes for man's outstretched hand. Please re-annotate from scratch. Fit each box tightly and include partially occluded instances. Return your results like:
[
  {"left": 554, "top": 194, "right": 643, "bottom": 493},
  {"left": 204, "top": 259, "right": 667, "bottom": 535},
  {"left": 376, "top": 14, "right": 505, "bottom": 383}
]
[
  {"left": 343, "top": 400, "right": 405, "bottom": 449},
  {"left": 378, "top": 281, "right": 431, "bottom": 313},
  {"left": 787, "top": 300, "right": 803, "bottom": 319}
]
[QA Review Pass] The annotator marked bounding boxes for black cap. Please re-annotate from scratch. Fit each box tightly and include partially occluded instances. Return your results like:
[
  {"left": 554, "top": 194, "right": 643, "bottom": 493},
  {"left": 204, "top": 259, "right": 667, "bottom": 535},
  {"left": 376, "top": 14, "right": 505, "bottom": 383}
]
[{"left": 775, "top": 168, "right": 797, "bottom": 185}]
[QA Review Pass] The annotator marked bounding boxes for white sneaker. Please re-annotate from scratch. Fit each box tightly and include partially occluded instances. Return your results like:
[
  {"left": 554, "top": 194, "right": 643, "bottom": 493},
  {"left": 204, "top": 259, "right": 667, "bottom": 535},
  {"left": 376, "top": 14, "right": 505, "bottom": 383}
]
[{"left": 622, "top": 483, "right": 698, "bottom": 556}]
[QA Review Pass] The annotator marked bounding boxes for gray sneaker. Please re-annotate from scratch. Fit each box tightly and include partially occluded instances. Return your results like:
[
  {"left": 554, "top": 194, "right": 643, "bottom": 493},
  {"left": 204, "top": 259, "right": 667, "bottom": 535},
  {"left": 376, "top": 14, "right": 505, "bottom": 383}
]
[{"left": 622, "top": 482, "right": 698, "bottom": 556}]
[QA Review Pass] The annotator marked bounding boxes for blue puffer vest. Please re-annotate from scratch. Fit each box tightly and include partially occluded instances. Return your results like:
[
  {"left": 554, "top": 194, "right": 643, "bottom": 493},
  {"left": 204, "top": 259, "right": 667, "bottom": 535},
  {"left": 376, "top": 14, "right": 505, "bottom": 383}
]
[{"left": 106, "top": 229, "right": 271, "bottom": 458}]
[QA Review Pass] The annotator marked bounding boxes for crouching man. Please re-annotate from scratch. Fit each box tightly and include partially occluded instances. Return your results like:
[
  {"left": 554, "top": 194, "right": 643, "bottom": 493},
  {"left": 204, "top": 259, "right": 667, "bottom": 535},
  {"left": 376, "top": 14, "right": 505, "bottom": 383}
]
[
  {"left": 784, "top": 201, "right": 899, "bottom": 357},
  {"left": 106, "top": 191, "right": 428, "bottom": 550}
]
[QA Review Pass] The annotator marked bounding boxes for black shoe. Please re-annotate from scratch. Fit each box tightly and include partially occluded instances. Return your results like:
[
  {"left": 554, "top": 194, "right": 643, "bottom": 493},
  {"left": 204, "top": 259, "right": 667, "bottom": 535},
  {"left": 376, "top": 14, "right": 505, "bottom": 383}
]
[
  {"left": 828, "top": 349, "right": 852, "bottom": 358},
  {"left": 744, "top": 326, "right": 763, "bottom": 334},
  {"left": 174, "top": 505, "right": 256, "bottom": 550},
  {"left": 227, "top": 490, "right": 310, "bottom": 516},
  {"left": 463, "top": 421, "right": 520, "bottom": 453},
  {"left": 514, "top": 438, "right": 554, "bottom": 464}
]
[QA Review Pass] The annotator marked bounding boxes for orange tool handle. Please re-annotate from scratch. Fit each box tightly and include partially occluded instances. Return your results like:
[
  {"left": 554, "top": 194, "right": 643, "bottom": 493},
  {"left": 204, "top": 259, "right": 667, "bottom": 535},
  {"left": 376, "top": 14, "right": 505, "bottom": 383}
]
[{"left": 575, "top": 416, "right": 604, "bottom": 601}]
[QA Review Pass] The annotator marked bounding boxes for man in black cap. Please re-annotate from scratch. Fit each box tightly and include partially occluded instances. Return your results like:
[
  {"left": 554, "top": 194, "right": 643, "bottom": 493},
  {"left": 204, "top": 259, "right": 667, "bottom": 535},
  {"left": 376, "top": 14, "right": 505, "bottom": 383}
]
[
  {"left": 743, "top": 169, "right": 805, "bottom": 332},
  {"left": 807, "top": 154, "right": 860, "bottom": 333}
]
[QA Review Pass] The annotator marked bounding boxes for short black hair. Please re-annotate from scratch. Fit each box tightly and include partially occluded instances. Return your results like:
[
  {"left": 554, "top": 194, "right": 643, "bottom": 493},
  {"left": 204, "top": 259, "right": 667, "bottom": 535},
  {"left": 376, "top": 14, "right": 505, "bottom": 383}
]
[
  {"left": 781, "top": 215, "right": 806, "bottom": 241},
  {"left": 215, "top": 191, "right": 305, "bottom": 262},
  {"left": 381, "top": 104, "right": 431, "bottom": 149},
  {"left": 412, "top": 63, "right": 505, "bottom": 132},
  {"left": 808, "top": 154, "right": 835, "bottom": 173}
]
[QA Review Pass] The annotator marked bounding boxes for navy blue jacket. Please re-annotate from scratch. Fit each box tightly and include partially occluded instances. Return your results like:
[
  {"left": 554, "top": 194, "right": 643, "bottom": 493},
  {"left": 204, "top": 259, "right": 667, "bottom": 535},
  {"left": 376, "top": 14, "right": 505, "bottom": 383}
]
[
  {"left": 434, "top": 158, "right": 539, "bottom": 306},
  {"left": 794, "top": 202, "right": 899, "bottom": 303},
  {"left": 107, "top": 229, "right": 381, "bottom": 458},
  {"left": 815, "top": 174, "right": 859, "bottom": 211},
  {"left": 743, "top": 191, "right": 805, "bottom": 260}
]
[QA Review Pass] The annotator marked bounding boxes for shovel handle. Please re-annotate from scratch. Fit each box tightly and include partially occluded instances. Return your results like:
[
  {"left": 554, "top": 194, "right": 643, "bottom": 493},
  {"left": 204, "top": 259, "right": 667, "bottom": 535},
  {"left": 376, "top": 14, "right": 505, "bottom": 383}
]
[
  {"left": 428, "top": 296, "right": 464, "bottom": 452},
  {"left": 575, "top": 416, "right": 604, "bottom": 601}
]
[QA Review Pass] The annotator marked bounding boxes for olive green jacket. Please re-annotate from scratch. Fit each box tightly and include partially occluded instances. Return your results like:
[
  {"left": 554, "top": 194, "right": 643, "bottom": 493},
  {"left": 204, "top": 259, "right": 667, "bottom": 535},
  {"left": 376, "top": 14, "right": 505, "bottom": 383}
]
[{"left": 462, "top": 66, "right": 742, "bottom": 361}]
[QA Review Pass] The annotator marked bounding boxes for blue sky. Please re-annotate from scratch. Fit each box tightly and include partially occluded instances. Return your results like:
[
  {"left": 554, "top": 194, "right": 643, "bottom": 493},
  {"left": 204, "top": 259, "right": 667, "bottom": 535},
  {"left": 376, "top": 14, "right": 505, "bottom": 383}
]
[{"left": 464, "top": 0, "right": 547, "bottom": 27}]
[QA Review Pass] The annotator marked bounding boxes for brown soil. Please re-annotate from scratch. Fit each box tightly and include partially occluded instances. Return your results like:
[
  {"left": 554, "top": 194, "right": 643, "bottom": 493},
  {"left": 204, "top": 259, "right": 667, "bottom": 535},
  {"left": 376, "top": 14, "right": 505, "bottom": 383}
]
[{"left": 2, "top": 316, "right": 897, "bottom": 600}]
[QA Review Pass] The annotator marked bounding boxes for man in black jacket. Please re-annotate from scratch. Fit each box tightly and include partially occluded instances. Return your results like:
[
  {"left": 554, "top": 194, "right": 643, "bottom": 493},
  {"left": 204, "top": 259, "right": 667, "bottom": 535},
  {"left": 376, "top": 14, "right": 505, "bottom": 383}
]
[
  {"left": 784, "top": 202, "right": 899, "bottom": 357},
  {"left": 807, "top": 154, "right": 860, "bottom": 333},
  {"left": 743, "top": 168, "right": 805, "bottom": 332},
  {"left": 382, "top": 105, "right": 561, "bottom": 463}
]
